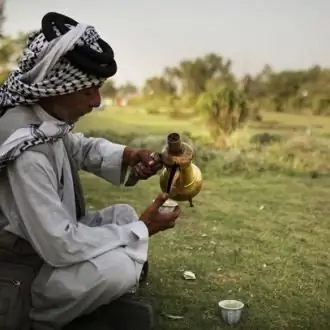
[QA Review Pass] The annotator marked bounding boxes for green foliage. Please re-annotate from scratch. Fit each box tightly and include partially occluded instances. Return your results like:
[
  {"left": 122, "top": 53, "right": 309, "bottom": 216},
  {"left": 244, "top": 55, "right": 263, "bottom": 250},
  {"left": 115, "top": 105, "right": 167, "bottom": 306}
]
[
  {"left": 0, "top": 31, "right": 32, "bottom": 83},
  {"left": 139, "top": 53, "right": 330, "bottom": 121},
  {"left": 119, "top": 81, "right": 137, "bottom": 95},
  {"left": 196, "top": 86, "right": 249, "bottom": 144},
  {"left": 100, "top": 80, "right": 116, "bottom": 98},
  {"left": 176, "top": 93, "right": 197, "bottom": 109},
  {"left": 100, "top": 80, "right": 139, "bottom": 100},
  {"left": 243, "top": 65, "right": 330, "bottom": 115},
  {"left": 141, "top": 53, "right": 235, "bottom": 99},
  {"left": 143, "top": 76, "right": 176, "bottom": 97},
  {"left": 81, "top": 125, "right": 330, "bottom": 178},
  {"left": 312, "top": 96, "right": 330, "bottom": 115}
]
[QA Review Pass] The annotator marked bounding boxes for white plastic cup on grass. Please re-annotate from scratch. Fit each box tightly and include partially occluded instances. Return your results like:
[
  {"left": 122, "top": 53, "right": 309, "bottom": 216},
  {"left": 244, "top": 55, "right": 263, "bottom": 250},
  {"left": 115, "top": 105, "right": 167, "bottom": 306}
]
[{"left": 218, "top": 299, "right": 244, "bottom": 325}]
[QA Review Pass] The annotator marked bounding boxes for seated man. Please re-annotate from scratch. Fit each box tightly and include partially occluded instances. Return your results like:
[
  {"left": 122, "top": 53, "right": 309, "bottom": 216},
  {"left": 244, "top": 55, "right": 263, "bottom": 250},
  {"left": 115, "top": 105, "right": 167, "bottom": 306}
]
[{"left": 0, "top": 12, "right": 180, "bottom": 330}]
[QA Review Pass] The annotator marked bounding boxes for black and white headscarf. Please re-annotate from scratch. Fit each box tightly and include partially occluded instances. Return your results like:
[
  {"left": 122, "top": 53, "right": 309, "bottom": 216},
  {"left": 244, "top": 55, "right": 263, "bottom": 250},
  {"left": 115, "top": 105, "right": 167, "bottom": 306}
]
[
  {"left": 0, "top": 13, "right": 115, "bottom": 170},
  {"left": 0, "top": 122, "right": 72, "bottom": 170},
  {"left": 0, "top": 23, "right": 106, "bottom": 110}
]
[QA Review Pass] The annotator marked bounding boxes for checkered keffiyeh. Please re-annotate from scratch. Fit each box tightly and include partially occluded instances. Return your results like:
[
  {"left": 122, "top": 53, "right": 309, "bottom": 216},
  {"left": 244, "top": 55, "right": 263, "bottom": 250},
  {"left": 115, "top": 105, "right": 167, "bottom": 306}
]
[
  {"left": 0, "top": 122, "right": 73, "bottom": 171},
  {"left": 0, "top": 24, "right": 105, "bottom": 111},
  {"left": 0, "top": 20, "right": 106, "bottom": 170}
]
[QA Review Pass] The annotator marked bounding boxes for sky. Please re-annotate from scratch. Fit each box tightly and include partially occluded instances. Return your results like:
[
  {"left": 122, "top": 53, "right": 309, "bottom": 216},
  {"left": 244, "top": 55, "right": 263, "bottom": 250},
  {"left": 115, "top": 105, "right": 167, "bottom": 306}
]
[{"left": 3, "top": 0, "right": 330, "bottom": 86}]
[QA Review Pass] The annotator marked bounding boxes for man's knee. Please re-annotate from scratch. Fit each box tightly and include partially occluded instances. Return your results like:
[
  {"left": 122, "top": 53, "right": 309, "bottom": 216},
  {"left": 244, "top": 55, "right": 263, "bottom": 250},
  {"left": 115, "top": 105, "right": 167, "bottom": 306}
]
[
  {"left": 101, "top": 204, "right": 139, "bottom": 226},
  {"left": 99, "top": 250, "right": 137, "bottom": 297}
]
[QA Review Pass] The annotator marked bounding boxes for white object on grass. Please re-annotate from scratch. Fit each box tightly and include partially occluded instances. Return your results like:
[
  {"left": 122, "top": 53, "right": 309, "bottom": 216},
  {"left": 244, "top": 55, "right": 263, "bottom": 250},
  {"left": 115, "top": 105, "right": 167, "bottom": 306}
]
[
  {"left": 183, "top": 270, "right": 196, "bottom": 280},
  {"left": 218, "top": 299, "right": 244, "bottom": 325}
]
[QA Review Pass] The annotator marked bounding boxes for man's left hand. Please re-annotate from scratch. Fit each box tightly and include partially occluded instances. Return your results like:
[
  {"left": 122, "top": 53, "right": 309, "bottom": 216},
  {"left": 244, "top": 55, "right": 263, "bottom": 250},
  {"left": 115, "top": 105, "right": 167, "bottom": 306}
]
[{"left": 129, "top": 149, "right": 163, "bottom": 180}]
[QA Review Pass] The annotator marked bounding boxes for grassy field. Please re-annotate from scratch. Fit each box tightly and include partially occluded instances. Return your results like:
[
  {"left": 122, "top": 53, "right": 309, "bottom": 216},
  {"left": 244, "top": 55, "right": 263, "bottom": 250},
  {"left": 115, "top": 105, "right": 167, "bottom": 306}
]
[
  {"left": 76, "top": 106, "right": 330, "bottom": 138},
  {"left": 77, "top": 107, "right": 330, "bottom": 329},
  {"left": 76, "top": 107, "right": 207, "bottom": 136}
]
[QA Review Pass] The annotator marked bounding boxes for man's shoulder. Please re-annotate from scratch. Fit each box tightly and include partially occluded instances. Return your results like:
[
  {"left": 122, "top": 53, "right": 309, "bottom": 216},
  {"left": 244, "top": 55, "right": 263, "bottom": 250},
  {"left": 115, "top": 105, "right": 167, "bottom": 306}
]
[
  {"left": 28, "top": 144, "right": 55, "bottom": 159},
  {"left": 0, "top": 105, "right": 39, "bottom": 124},
  {"left": 10, "top": 145, "right": 58, "bottom": 177},
  {"left": 0, "top": 105, "right": 40, "bottom": 145}
]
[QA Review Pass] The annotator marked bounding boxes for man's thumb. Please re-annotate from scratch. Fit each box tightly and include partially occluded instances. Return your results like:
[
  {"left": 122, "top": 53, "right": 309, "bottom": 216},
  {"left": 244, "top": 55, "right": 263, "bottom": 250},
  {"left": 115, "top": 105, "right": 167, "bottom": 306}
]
[{"left": 152, "top": 192, "right": 169, "bottom": 208}]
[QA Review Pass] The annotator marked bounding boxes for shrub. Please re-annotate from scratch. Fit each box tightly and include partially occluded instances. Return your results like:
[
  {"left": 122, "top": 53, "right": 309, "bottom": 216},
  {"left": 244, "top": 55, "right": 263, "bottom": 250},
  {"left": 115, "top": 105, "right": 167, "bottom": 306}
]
[
  {"left": 82, "top": 129, "right": 330, "bottom": 177},
  {"left": 196, "top": 86, "right": 249, "bottom": 146}
]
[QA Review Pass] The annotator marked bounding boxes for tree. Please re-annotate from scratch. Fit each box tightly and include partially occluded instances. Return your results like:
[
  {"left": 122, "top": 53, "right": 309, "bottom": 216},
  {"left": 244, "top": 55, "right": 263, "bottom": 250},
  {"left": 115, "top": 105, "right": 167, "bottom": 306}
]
[
  {"left": 141, "top": 52, "right": 330, "bottom": 119},
  {"left": 163, "top": 53, "right": 235, "bottom": 96},
  {"left": 197, "top": 85, "right": 249, "bottom": 145},
  {"left": 100, "top": 80, "right": 117, "bottom": 98},
  {"left": 143, "top": 76, "right": 176, "bottom": 96},
  {"left": 0, "top": 0, "right": 32, "bottom": 83},
  {"left": 118, "top": 81, "right": 138, "bottom": 97},
  {"left": 0, "top": 0, "right": 5, "bottom": 37},
  {"left": 0, "top": 32, "right": 31, "bottom": 84}
]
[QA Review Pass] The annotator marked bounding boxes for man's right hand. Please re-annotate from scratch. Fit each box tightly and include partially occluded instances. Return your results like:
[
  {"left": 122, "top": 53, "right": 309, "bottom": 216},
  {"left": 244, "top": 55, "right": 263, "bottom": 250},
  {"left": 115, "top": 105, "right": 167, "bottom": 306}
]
[{"left": 140, "top": 193, "right": 181, "bottom": 236}]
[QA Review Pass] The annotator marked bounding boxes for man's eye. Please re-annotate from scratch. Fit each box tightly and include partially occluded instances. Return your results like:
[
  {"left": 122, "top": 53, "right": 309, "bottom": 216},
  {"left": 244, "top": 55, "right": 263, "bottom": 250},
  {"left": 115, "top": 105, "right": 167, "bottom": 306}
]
[
  {"left": 83, "top": 90, "right": 93, "bottom": 96},
  {"left": 83, "top": 87, "right": 98, "bottom": 96}
]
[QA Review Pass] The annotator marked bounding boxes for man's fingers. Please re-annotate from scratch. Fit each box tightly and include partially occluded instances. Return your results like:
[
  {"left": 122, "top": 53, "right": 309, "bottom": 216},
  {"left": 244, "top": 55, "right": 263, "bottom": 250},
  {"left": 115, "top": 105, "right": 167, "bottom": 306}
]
[
  {"left": 148, "top": 160, "right": 155, "bottom": 166},
  {"left": 134, "top": 163, "right": 154, "bottom": 179},
  {"left": 161, "top": 206, "right": 181, "bottom": 223},
  {"left": 139, "top": 151, "right": 155, "bottom": 165},
  {"left": 154, "top": 161, "right": 164, "bottom": 171},
  {"left": 152, "top": 192, "right": 169, "bottom": 209},
  {"left": 172, "top": 205, "right": 181, "bottom": 218},
  {"left": 173, "top": 205, "right": 181, "bottom": 213},
  {"left": 138, "top": 162, "right": 157, "bottom": 173},
  {"left": 139, "top": 151, "right": 163, "bottom": 169}
]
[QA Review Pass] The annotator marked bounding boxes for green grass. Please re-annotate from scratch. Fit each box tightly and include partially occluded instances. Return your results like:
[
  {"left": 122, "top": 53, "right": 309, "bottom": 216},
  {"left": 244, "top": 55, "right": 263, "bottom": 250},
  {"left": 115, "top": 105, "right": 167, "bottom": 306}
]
[
  {"left": 76, "top": 107, "right": 208, "bottom": 137},
  {"left": 77, "top": 106, "right": 330, "bottom": 329},
  {"left": 262, "top": 111, "right": 330, "bottom": 130},
  {"left": 82, "top": 172, "right": 330, "bottom": 329},
  {"left": 75, "top": 106, "right": 330, "bottom": 139}
]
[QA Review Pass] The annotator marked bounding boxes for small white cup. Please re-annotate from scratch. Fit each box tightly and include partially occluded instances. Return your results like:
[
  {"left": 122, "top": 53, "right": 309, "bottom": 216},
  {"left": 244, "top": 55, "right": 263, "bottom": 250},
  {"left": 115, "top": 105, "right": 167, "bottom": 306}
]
[
  {"left": 158, "top": 198, "right": 178, "bottom": 213},
  {"left": 218, "top": 299, "right": 244, "bottom": 325}
]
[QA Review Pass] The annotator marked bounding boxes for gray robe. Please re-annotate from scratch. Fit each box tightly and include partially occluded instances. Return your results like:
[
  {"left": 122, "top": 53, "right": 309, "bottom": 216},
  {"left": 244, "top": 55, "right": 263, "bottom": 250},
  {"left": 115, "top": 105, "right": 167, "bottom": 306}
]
[{"left": 0, "top": 105, "right": 149, "bottom": 329}]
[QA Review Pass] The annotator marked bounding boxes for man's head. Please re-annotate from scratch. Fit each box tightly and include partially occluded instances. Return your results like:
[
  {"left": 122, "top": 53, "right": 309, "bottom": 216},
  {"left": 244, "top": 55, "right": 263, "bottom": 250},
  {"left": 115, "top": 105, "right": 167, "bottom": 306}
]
[{"left": 0, "top": 12, "right": 117, "bottom": 123}]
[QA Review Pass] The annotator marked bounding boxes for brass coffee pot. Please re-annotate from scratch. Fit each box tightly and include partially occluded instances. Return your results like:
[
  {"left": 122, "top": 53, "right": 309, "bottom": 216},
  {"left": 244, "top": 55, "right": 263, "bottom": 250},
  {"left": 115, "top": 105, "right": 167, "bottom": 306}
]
[
  {"left": 125, "top": 132, "right": 203, "bottom": 206},
  {"left": 158, "top": 133, "right": 202, "bottom": 206}
]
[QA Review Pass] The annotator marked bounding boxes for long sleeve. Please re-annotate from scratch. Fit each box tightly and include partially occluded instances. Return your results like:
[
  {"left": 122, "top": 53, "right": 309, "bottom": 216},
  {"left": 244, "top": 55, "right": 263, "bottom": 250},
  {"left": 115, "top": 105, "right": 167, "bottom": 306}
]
[
  {"left": 64, "top": 132, "right": 128, "bottom": 185},
  {"left": 7, "top": 150, "right": 148, "bottom": 267}
]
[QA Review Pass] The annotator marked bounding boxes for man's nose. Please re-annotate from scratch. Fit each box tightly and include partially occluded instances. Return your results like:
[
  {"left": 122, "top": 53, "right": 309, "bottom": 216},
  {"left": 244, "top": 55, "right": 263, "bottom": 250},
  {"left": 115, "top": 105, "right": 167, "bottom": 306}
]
[{"left": 89, "top": 88, "right": 101, "bottom": 108}]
